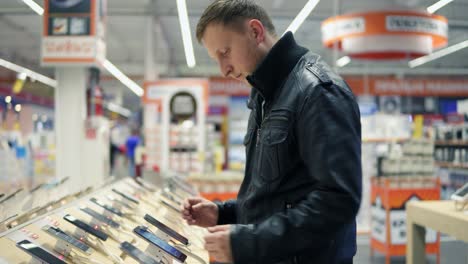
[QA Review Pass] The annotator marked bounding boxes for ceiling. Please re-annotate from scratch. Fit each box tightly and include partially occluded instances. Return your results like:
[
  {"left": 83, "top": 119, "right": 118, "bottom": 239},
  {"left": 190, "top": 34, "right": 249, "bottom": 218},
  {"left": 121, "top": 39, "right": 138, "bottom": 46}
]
[{"left": 0, "top": 0, "right": 468, "bottom": 111}]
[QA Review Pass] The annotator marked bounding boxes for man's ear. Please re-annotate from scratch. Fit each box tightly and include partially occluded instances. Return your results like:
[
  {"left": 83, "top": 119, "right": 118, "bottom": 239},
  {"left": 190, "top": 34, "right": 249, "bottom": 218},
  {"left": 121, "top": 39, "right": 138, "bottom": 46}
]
[{"left": 248, "top": 19, "right": 265, "bottom": 44}]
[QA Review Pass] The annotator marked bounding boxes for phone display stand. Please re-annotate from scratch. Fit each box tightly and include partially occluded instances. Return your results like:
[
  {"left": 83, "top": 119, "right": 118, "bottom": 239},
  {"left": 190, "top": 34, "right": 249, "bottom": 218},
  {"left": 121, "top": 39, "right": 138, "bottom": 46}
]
[
  {"left": 29, "top": 258, "right": 44, "bottom": 264},
  {"left": 144, "top": 244, "right": 174, "bottom": 264},
  {"left": 53, "top": 239, "right": 73, "bottom": 258},
  {"left": 74, "top": 228, "right": 91, "bottom": 244}
]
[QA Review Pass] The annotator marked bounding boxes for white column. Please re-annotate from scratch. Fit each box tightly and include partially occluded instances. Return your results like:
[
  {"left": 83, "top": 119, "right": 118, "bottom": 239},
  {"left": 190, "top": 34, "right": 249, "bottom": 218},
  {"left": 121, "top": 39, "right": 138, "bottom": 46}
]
[
  {"left": 145, "top": 15, "right": 157, "bottom": 82},
  {"left": 55, "top": 67, "right": 87, "bottom": 192}
]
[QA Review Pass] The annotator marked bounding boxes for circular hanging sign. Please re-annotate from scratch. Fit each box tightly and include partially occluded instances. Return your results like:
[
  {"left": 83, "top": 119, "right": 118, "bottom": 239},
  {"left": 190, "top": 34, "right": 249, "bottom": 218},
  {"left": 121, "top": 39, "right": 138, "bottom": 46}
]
[
  {"left": 321, "top": 10, "right": 448, "bottom": 59},
  {"left": 170, "top": 92, "right": 197, "bottom": 120}
]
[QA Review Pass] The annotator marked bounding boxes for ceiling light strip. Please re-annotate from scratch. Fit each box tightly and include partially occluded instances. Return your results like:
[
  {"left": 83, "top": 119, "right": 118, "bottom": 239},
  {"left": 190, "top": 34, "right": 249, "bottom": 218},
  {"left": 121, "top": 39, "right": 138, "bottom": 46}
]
[
  {"left": 427, "top": 0, "right": 454, "bottom": 14},
  {"left": 106, "top": 102, "right": 131, "bottom": 117},
  {"left": 21, "top": 0, "right": 44, "bottom": 16},
  {"left": 102, "top": 60, "right": 144, "bottom": 97},
  {"left": 176, "top": 0, "right": 196, "bottom": 68},
  {"left": 284, "top": 0, "right": 320, "bottom": 35},
  {"left": 336, "top": 56, "right": 351, "bottom": 67},
  {"left": 409, "top": 39, "right": 468, "bottom": 68},
  {"left": 0, "top": 58, "right": 57, "bottom": 87}
]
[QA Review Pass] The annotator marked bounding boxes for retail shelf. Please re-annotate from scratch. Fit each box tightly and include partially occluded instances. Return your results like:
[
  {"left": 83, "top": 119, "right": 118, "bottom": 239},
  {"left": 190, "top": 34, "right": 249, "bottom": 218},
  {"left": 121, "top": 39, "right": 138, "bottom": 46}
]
[
  {"left": 435, "top": 162, "right": 468, "bottom": 170},
  {"left": 362, "top": 138, "right": 409, "bottom": 143},
  {"left": 434, "top": 140, "right": 468, "bottom": 147}
]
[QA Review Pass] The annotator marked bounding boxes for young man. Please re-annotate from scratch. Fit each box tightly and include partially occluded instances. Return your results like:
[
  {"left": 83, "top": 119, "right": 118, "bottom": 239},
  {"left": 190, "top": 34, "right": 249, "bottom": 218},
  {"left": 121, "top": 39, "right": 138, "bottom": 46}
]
[{"left": 182, "top": 1, "right": 362, "bottom": 263}]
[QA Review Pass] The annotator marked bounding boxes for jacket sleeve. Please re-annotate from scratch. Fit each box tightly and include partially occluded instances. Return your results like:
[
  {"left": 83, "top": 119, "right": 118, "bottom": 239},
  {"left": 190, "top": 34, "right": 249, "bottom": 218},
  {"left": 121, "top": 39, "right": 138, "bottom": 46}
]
[
  {"left": 215, "top": 199, "right": 238, "bottom": 225},
  {"left": 230, "top": 83, "right": 362, "bottom": 263}
]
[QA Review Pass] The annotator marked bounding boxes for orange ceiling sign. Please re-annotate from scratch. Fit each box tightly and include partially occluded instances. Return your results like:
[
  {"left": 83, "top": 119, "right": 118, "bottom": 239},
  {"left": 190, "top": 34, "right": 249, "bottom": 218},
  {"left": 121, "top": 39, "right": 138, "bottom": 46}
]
[
  {"left": 322, "top": 11, "right": 448, "bottom": 59},
  {"left": 345, "top": 77, "right": 468, "bottom": 96}
]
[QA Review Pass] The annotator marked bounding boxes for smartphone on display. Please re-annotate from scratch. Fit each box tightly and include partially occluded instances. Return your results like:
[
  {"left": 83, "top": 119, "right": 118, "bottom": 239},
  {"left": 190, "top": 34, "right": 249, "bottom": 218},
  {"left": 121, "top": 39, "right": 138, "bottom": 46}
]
[
  {"left": 161, "top": 200, "right": 182, "bottom": 214},
  {"left": 162, "top": 191, "right": 182, "bottom": 206},
  {"left": 63, "top": 214, "right": 108, "bottom": 241},
  {"left": 30, "top": 183, "right": 45, "bottom": 193},
  {"left": 42, "top": 225, "right": 93, "bottom": 254},
  {"left": 168, "top": 178, "right": 196, "bottom": 196},
  {"left": 90, "top": 197, "right": 123, "bottom": 216},
  {"left": 112, "top": 188, "right": 140, "bottom": 204},
  {"left": 144, "top": 214, "right": 188, "bottom": 245},
  {"left": 451, "top": 182, "right": 468, "bottom": 201},
  {"left": 80, "top": 207, "right": 120, "bottom": 228},
  {"left": 16, "top": 239, "right": 67, "bottom": 264},
  {"left": 134, "top": 178, "right": 156, "bottom": 192},
  {"left": 133, "top": 226, "right": 187, "bottom": 263},
  {"left": 120, "top": 241, "right": 160, "bottom": 264},
  {"left": 0, "top": 188, "right": 24, "bottom": 204}
]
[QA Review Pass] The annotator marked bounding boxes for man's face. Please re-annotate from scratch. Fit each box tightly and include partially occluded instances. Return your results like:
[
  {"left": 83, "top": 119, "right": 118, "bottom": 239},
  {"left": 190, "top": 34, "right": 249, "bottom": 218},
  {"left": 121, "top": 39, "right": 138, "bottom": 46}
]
[{"left": 202, "top": 22, "right": 262, "bottom": 83}]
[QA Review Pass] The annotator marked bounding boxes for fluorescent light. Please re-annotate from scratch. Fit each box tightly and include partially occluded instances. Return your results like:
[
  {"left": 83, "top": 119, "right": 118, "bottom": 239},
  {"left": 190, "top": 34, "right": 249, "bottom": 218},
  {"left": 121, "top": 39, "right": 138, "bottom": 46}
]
[
  {"left": 427, "top": 0, "right": 454, "bottom": 14},
  {"left": 336, "top": 56, "right": 351, "bottom": 67},
  {"left": 106, "top": 102, "right": 132, "bottom": 117},
  {"left": 21, "top": 0, "right": 44, "bottom": 16},
  {"left": 408, "top": 39, "right": 468, "bottom": 68},
  {"left": 17, "top": 72, "right": 27, "bottom": 81},
  {"left": 176, "top": 0, "right": 196, "bottom": 68},
  {"left": 0, "top": 58, "right": 57, "bottom": 87},
  {"left": 5, "top": 96, "right": 12, "bottom": 104},
  {"left": 102, "top": 59, "right": 144, "bottom": 97},
  {"left": 283, "top": 0, "right": 320, "bottom": 35},
  {"left": 14, "top": 104, "right": 22, "bottom": 112}
]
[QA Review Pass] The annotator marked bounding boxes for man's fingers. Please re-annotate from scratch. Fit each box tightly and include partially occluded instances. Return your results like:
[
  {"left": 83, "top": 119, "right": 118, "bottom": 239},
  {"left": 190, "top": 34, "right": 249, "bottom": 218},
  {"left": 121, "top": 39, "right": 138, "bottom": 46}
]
[
  {"left": 207, "top": 225, "right": 230, "bottom": 233},
  {"left": 191, "top": 203, "right": 204, "bottom": 211}
]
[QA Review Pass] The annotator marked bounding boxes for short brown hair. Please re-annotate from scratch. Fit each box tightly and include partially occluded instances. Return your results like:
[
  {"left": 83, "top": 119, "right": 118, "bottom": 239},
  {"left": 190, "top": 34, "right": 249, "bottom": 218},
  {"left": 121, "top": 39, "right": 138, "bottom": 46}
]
[{"left": 196, "top": 0, "right": 276, "bottom": 43}]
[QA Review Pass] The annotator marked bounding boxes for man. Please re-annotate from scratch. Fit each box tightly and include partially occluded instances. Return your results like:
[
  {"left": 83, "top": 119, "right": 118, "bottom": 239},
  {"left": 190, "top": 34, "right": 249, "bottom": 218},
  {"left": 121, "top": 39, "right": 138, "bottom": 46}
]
[{"left": 182, "top": 1, "right": 362, "bottom": 263}]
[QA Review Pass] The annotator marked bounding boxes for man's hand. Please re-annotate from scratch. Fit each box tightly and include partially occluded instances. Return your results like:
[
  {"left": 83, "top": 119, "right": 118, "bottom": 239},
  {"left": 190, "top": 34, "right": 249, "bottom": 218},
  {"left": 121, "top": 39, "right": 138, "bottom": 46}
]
[
  {"left": 204, "top": 225, "right": 233, "bottom": 263},
  {"left": 181, "top": 197, "right": 218, "bottom": 227}
]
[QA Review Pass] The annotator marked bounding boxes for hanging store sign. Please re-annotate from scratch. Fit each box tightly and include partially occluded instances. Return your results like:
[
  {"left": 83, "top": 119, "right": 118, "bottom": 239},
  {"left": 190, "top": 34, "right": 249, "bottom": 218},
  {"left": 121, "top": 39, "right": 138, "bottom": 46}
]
[
  {"left": 322, "top": 11, "right": 448, "bottom": 59},
  {"left": 41, "top": 0, "right": 107, "bottom": 66},
  {"left": 345, "top": 77, "right": 468, "bottom": 96}
]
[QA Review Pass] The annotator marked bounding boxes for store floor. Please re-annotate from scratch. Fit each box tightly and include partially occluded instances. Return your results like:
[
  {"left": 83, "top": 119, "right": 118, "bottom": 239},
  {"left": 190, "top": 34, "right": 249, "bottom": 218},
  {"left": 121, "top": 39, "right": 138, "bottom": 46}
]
[{"left": 355, "top": 235, "right": 468, "bottom": 264}]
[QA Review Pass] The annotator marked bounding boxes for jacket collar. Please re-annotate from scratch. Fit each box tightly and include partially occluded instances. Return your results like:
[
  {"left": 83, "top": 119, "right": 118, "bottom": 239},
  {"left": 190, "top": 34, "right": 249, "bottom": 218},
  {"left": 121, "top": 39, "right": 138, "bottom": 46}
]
[{"left": 246, "top": 32, "right": 308, "bottom": 101}]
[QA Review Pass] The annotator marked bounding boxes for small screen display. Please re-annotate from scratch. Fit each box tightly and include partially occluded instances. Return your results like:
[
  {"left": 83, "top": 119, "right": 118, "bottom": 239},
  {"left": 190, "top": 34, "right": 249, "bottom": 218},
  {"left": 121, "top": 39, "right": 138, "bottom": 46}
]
[
  {"left": 80, "top": 207, "right": 120, "bottom": 228},
  {"left": 144, "top": 214, "right": 188, "bottom": 245},
  {"left": 16, "top": 240, "right": 67, "bottom": 264},
  {"left": 120, "top": 241, "right": 160, "bottom": 264},
  {"left": 90, "top": 197, "right": 123, "bottom": 216},
  {"left": 112, "top": 188, "right": 140, "bottom": 204},
  {"left": 42, "top": 225, "right": 92, "bottom": 253},
  {"left": 63, "top": 214, "right": 108, "bottom": 241},
  {"left": 133, "top": 226, "right": 187, "bottom": 262}
]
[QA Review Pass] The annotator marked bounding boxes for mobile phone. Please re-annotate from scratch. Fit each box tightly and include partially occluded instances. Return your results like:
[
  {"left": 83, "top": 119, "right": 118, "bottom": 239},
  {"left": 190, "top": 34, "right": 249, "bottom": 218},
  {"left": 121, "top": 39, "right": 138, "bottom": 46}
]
[
  {"left": 168, "top": 178, "right": 196, "bottom": 196},
  {"left": 42, "top": 225, "right": 93, "bottom": 254},
  {"left": 106, "top": 195, "right": 134, "bottom": 210},
  {"left": 63, "top": 214, "right": 108, "bottom": 241},
  {"left": 133, "top": 226, "right": 187, "bottom": 263},
  {"left": 16, "top": 239, "right": 67, "bottom": 264},
  {"left": 120, "top": 241, "right": 160, "bottom": 264},
  {"left": 161, "top": 200, "right": 182, "bottom": 214},
  {"left": 0, "top": 188, "right": 24, "bottom": 204},
  {"left": 162, "top": 191, "right": 182, "bottom": 206},
  {"left": 144, "top": 214, "right": 188, "bottom": 245},
  {"left": 134, "top": 178, "right": 156, "bottom": 192},
  {"left": 30, "top": 183, "right": 45, "bottom": 193},
  {"left": 451, "top": 182, "right": 468, "bottom": 201},
  {"left": 90, "top": 197, "right": 123, "bottom": 216},
  {"left": 80, "top": 207, "right": 120, "bottom": 228},
  {"left": 112, "top": 188, "right": 140, "bottom": 204}
]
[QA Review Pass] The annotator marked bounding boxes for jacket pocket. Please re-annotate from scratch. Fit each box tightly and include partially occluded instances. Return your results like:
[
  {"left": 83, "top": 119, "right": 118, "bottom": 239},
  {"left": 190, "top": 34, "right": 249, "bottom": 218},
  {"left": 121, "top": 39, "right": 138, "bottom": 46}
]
[{"left": 259, "top": 119, "right": 290, "bottom": 183}]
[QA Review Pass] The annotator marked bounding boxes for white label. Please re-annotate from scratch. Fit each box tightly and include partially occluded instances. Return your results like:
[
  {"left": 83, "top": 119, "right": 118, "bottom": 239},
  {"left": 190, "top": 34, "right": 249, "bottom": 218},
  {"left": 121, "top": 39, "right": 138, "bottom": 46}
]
[
  {"left": 322, "top": 17, "right": 365, "bottom": 42},
  {"left": 42, "top": 36, "right": 97, "bottom": 59},
  {"left": 371, "top": 197, "right": 386, "bottom": 242},
  {"left": 386, "top": 16, "right": 447, "bottom": 37},
  {"left": 390, "top": 210, "right": 407, "bottom": 244}
]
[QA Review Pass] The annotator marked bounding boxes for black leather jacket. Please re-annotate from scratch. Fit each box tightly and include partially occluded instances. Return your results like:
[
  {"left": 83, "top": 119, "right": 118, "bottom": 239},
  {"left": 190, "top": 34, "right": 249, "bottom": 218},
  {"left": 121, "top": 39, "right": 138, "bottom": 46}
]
[{"left": 217, "top": 32, "right": 362, "bottom": 264}]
